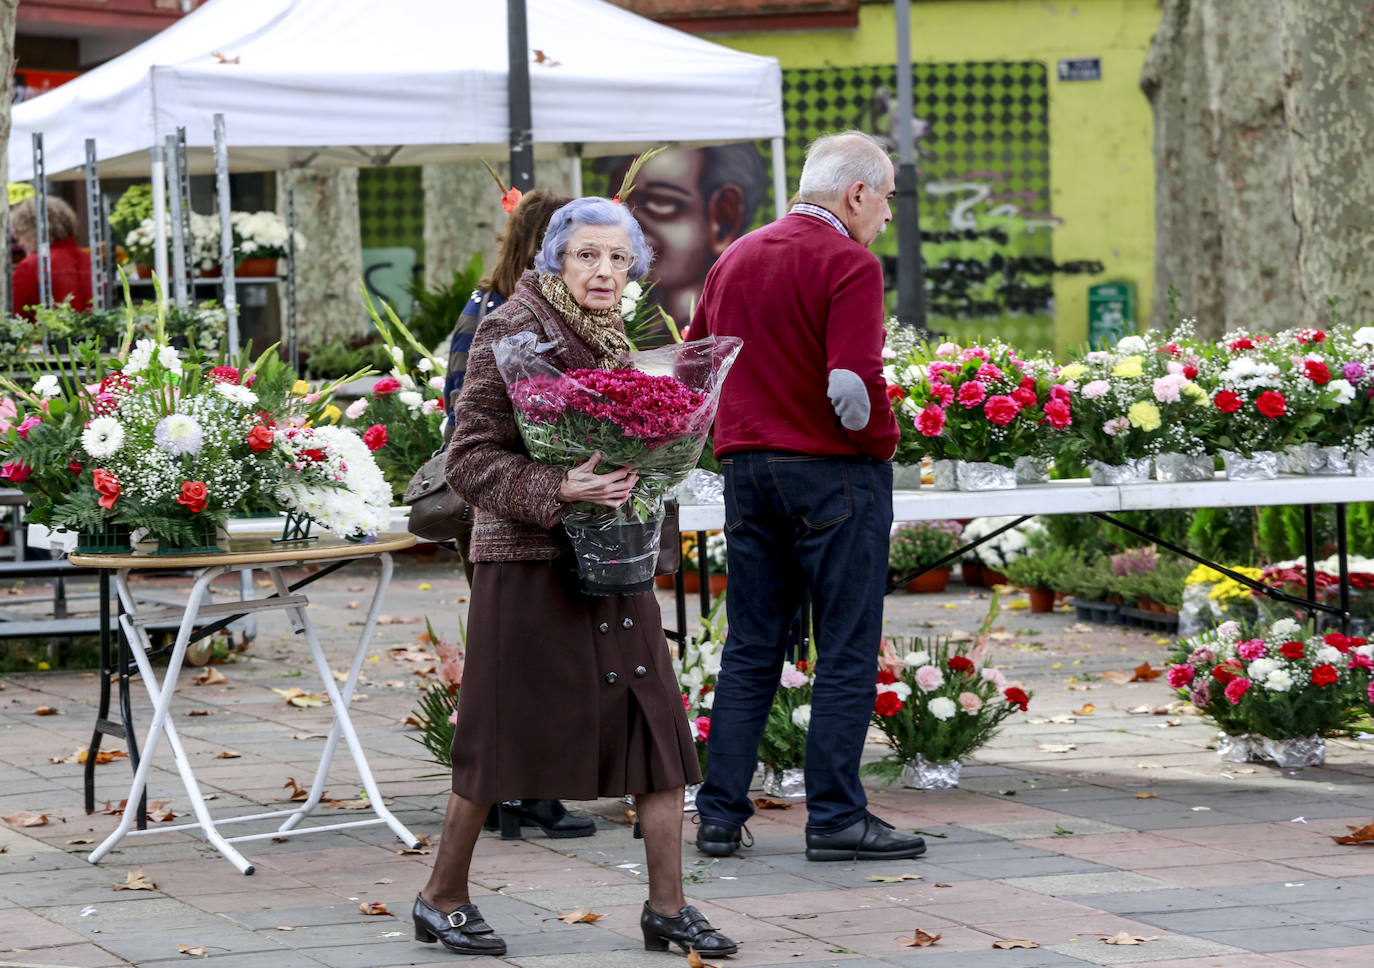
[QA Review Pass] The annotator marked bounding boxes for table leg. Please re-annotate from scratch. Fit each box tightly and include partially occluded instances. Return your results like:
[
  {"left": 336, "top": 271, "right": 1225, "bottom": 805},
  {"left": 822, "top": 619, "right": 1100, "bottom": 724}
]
[
  {"left": 88, "top": 566, "right": 257, "bottom": 875},
  {"left": 272, "top": 555, "right": 419, "bottom": 847}
]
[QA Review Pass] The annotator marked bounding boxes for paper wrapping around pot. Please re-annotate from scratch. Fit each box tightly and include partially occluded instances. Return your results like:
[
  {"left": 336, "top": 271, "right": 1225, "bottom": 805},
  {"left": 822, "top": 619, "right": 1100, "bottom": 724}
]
[
  {"left": 1256, "top": 734, "right": 1325, "bottom": 770},
  {"left": 899, "top": 754, "right": 962, "bottom": 790},
  {"left": 1216, "top": 732, "right": 1253, "bottom": 763},
  {"left": 1309, "top": 445, "right": 1351, "bottom": 476},
  {"left": 683, "top": 782, "right": 702, "bottom": 812},
  {"left": 1354, "top": 450, "right": 1374, "bottom": 477},
  {"left": 1014, "top": 455, "right": 1050, "bottom": 485},
  {"left": 932, "top": 460, "right": 1017, "bottom": 491},
  {"left": 1220, "top": 449, "right": 1278, "bottom": 481},
  {"left": 1088, "top": 457, "right": 1152, "bottom": 485},
  {"left": 1154, "top": 452, "right": 1215, "bottom": 483},
  {"left": 760, "top": 766, "right": 806, "bottom": 798}
]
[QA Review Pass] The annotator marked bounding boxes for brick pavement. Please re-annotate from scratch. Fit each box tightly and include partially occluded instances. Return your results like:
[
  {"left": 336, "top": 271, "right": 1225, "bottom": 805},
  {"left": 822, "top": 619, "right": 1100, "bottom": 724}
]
[{"left": 2, "top": 551, "right": 1373, "bottom": 967}]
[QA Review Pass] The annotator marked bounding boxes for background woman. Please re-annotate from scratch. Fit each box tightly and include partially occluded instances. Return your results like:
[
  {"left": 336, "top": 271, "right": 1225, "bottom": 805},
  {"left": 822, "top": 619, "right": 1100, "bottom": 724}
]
[{"left": 413, "top": 197, "right": 736, "bottom": 960}]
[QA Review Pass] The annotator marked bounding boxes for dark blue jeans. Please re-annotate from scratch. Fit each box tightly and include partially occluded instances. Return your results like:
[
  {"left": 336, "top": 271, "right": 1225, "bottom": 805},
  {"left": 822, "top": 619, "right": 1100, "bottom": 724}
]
[{"left": 694, "top": 451, "right": 893, "bottom": 835}]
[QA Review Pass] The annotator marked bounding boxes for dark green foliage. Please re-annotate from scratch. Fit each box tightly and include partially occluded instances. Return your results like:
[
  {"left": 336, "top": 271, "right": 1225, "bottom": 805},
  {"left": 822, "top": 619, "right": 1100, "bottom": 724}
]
[
  {"left": 1188, "top": 506, "right": 1259, "bottom": 566},
  {"left": 409, "top": 682, "right": 459, "bottom": 771},
  {"left": 405, "top": 254, "right": 485, "bottom": 352},
  {"left": 1004, "top": 545, "right": 1084, "bottom": 591}
]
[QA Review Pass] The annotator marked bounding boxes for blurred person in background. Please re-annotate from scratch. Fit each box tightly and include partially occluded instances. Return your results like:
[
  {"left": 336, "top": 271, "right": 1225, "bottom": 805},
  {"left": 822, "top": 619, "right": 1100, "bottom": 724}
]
[{"left": 10, "top": 197, "right": 92, "bottom": 320}]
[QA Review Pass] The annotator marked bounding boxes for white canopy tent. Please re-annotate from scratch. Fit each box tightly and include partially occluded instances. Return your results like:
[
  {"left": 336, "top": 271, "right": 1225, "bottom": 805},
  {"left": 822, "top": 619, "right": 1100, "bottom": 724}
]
[{"left": 8, "top": 0, "right": 785, "bottom": 180}]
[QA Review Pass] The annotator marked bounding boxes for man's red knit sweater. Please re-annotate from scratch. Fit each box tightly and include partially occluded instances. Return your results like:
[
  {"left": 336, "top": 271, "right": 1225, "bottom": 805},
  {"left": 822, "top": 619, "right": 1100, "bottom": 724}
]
[{"left": 685, "top": 211, "right": 898, "bottom": 461}]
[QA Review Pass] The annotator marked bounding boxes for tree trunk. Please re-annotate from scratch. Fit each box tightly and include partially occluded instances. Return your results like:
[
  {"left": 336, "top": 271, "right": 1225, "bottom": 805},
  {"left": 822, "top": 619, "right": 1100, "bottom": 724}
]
[
  {"left": 422, "top": 159, "right": 573, "bottom": 290},
  {"left": 277, "top": 167, "right": 365, "bottom": 346},
  {"left": 0, "top": 1, "right": 19, "bottom": 314},
  {"left": 1278, "top": 0, "right": 1374, "bottom": 327}
]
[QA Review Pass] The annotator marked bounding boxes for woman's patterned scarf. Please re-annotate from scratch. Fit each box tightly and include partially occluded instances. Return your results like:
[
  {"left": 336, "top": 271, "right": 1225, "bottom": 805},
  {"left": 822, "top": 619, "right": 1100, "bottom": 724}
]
[{"left": 537, "top": 273, "right": 633, "bottom": 369}]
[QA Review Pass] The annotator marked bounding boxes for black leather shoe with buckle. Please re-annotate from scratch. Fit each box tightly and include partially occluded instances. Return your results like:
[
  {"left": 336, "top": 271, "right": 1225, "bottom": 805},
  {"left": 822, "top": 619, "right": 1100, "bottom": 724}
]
[
  {"left": 641, "top": 902, "right": 739, "bottom": 956},
  {"left": 804, "top": 813, "right": 927, "bottom": 862},
  {"left": 412, "top": 894, "right": 506, "bottom": 956},
  {"left": 696, "top": 819, "right": 752, "bottom": 857}
]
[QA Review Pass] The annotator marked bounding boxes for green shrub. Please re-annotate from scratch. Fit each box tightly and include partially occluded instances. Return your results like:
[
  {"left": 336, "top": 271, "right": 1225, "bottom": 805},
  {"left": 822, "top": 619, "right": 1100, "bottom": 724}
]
[{"left": 1003, "top": 546, "right": 1083, "bottom": 591}]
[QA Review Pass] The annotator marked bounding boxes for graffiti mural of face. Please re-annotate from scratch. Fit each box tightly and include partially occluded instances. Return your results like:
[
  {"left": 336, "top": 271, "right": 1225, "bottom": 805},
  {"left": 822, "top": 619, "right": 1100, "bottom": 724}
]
[{"left": 620, "top": 149, "right": 749, "bottom": 331}]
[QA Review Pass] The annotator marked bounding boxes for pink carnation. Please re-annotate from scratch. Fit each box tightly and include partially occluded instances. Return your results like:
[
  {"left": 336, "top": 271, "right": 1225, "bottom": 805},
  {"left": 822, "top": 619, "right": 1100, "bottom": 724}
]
[
  {"left": 935, "top": 342, "right": 958, "bottom": 359},
  {"left": 914, "top": 665, "right": 945, "bottom": 691},
  {"left": 1153, "top": 374, "right": 1186, "bottom": 403},
  {"left": 1082, "top": 380, "right": 1111, "bottom": 400},
  {"left": 780, "top": 665, "right": 809, "bottom": 688},
  {"left": 1348, "top": 652, "right": 1372, "bottom": 670},
  {"left": 1236, "top": 639, "right": 1267, "bottom": 661},
  {"left": 930, "top": 382, "right": 955, "bottom": 406},
  {"left": 1166, "top": 663, "right": 1195, "bottom": 688},
  {"left": 980, "top": 666, "right": 1006, "bottom": 689},
  {"left": 1224, "top": 677, "right": 1251, "bottom": 705},
  {"left": 915, "top": 404, "right": 946, "bottom": 437},
  {"left": 983, "top": 395, "right": 1021, "bottom": 426},
  {"left": 959, "top": 347, "right": 991, "bottom": 363},
  {"left": 957, "top": 691, "right": 983, "bottom": 713},
  {"left": 1187, "top": 646, "right": 1216, "bottom": 666},
  {"left": 1103, "top": 416, "right": 1131, "bottom": 436},
  {"left": 956, "top": 381, "right": 988, "bottom": 408},
  {"left": 975, "top": 363, "right": 1003, "bottom": 383}
]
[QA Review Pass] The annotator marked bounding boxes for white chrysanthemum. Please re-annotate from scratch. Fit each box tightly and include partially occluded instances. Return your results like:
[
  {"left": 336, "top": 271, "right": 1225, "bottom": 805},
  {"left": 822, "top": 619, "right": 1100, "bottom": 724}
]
[
  {"left": 790, "top": 704, "right": 812, "bottom": 729},
  {"left": 1116, "top": 335, "right": 1148, "bottom": 354},
  {"left": 81, "top": 417, "right": 125, "bottom": 458},
  {"left": 1264, "top": 668, "right": 1293, "bottom": 692},
  {"left": 154, "top": 414, "right": 204, "bottom": 456},
  {"left": 928, "top": 696, "right": 958, "bottom": 720},
  {"left": 1354, "top": 643, "right": 1374, "bottom": 659},
  {"left": 214, "top": 382, "right": 259, "bottom": 407},
  {"left": 398, "top": 390, "right": 423, "bottom": 410},
  {"left": 1270, "top": 618, "right": 1301, "bottom": 639},
  {"left": 34, "top": 374, "right": 61, "bottom": 398}
]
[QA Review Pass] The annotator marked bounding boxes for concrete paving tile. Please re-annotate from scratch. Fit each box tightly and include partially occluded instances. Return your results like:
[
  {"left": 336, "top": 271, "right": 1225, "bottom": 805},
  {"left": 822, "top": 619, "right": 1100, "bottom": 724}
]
[
  {"left": 0, "top": 905, "right": 90, "bottom": 947},
  {"left": 501, "top": 949, "right": 698, "bottom": 968},
  {"left": 1269, "top": 942, "right": 1374, "bottom": 967},
  {"left": 817, "top": 923, "right": 1007, "bottom": 957},
  {"left": 942, "top": 855, "right": 1114, "bottom": 879},
  {"left": 887, "top": 947, "right": 1097, "bottom": 968},
  {"left": 1192, "top": 923, "right": 1374, "bottom": 953},
  {"left": 0, "top": 942, "right": 133, "bottom": 967},
  {"left": 137, "top": 949, "right": 322, "bottom": 967},
  {"left": 1211, "top": 879, "right": 1374, "bottom": 905},
  {"left": 1048, "top": 935, "right": 1244, "bottom": 965},
  {"left": 1138, "top": 906, "right": 1314, "bottom": 935},
  {"left": 967, "top": 819, "right": 1134, "bottom": 840},
  {"left": 1132, "top": 860, "right": 1313, "bottom": 889},
  {"left": 506, "top": 882, "right": 674, "bottom": 912},
  {"left": 182, "top": 886, "right": 359, "bottom": 914},
  {"left": 970, "top": 913, "right": 1171, "bottom": 948},
  {"left": 1267, "top": 897, "right": 1374, "bottom": 923},
  {"left": 1000, "top": 872, "right": 1179, "bottom": 897},
  {"left": 1082, "top": 888, "right": 1249, "bottom": 916},
  {"left": 763, "top": 903, "right": 958, "bottom": 940},
  {"left": 1127, "top": 956, "right": 1302, "bottom": 968}
]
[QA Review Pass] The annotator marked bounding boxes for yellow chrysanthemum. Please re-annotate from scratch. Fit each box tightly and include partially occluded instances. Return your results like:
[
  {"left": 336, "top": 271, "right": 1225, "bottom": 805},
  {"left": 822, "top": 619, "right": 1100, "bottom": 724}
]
[
  {"left": 1057, "top": 363, "right": 1087, "bottom": 381},
  {"left": 1126, "top": 401, "right": 1161, "bottom": 432},
  {"left": 1186, "top": 563, "right": 1264, "bottom": 586},
  {"left": 1111, "top": 356, "right": 1144, "bottom": 379},
  {"left": 292, "top": 379, "right": 312, "bottom": 395}
]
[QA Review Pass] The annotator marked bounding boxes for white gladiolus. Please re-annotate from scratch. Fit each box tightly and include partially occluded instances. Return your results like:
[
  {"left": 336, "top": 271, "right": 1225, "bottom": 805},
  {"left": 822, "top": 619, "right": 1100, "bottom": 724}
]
[{"left": 34, "top": 374, "right": 61, "bottom": 397}]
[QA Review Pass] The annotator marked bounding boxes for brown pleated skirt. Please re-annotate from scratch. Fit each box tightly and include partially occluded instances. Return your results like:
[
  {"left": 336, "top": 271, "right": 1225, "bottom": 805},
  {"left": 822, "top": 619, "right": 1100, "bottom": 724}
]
[{"left": 449, "top": 560, "right": 701, "bottom": 802}]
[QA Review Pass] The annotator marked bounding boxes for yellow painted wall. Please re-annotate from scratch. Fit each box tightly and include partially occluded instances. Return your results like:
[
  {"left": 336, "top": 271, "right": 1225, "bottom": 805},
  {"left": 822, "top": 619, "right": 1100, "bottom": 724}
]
[{"left": 709, "top": 0, "right": 1159, "bottom": 355}]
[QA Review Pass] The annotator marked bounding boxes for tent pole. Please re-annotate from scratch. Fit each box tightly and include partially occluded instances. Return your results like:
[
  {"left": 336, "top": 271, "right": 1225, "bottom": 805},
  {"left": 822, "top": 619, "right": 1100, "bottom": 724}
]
[
  {"left": 31, "top": 134, "right": 53, "bottom": 312},
  {"left": 507, "top": 0, "right": 534, "bottom": 191},
  {"left": 893, "top": 0, "right": 927, "bottom": 330},
  {"left": 285, "top": 186, "right": 298, "bottom": 372},
  {"left": 151, "top": 147, "right": 170, "bottom": 304},
  {"left": 175, "top": 128, "right": 196, "bottom": 306},
  {"left": 164, "top": 136, "right": 190, "bottom": 309},
  {"left": 84, "top": 139, "right": 108, "bottom": 311},
  {"left": 214, "top": 114, "right": 240, "bottom": 354},
  {"left": 569, "top": 152, "right": 582, "bottom": 197},
  {"left": 770, "top": 135, "right": 787, "bottom": 221}
]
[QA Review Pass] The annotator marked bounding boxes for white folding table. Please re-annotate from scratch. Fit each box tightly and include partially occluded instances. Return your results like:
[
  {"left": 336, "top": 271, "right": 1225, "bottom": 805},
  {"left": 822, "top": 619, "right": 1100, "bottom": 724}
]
[{"left": 74, "top": 532, "right": 423, "bottom": 874}]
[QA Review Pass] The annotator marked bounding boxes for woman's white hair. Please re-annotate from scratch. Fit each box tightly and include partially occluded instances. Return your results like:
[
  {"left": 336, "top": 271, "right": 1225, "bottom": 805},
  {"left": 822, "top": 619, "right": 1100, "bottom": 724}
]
[{"left": 797, "top": 131, "right": 891, "bottom": 202}]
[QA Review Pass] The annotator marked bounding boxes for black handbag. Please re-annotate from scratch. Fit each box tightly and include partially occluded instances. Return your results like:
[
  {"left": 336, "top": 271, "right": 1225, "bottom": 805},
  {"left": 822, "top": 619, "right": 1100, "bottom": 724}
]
[
  {"left": 404, "top": 451, "right": 474, "bottom": 545},
  {"left": 655, "top": 499, "right": 680, "bottom": 576}
]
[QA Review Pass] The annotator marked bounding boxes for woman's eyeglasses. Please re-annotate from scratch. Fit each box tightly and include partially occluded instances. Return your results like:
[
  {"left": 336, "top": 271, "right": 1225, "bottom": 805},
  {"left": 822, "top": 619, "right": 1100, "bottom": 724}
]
[{"left": 566, "top": 246, "right": 637, "bottom": 273}]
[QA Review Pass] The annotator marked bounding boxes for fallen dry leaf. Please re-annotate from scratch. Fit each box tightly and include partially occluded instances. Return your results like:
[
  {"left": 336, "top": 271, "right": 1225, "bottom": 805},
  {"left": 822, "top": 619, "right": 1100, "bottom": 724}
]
[
  {"left": 176, "top": 943, "right": 206, "bottom": 957},
  {"left": 686, "top": 948, "right": 720, "bottom": 968},
  {"left": 375, "top": 877, "right": 393, "bottom": 885},
  {"left": 359, "top": 901, "right": 392, "bottom": 916},
  {"left": 185, "top": 710, "right": 213, "bottom": 717},
  {"left": 992, "top": 939, "right": 1039, "bottom": 949},
  {"left": 282, "top": 778, "right": 312, "bottom": 801},
  {"left": 752, "top": 797, "right": 793, "bottom": 810},
  {"left": 290, "top": 732, "right": 328, "bottom": 740},
  {"left": 1049, "top": 715, "right": 1078, "bottom": 724},
  {"left": 1135, "top": 792, "right": 1158, "bottom": 799},
  {"left": 899, "top": 928, "right": 942, "bottom": 947},
  {"left": 555, "top": 909, "right": 605, "bottom": 924},
  {"left": 275, "top": 926, "right": 295, "bottom": 931},
  {"left": 213, "top": 751, "right": 241, "bottom": 759},
  {"left": 33, "top": 705, "right": 60, "bottom": 716},
  {"left": 324, "top": 798, "right": 375, "bottom": 811},
  {"left": 933, "top": 882, "right": 953, "bottom": 888},
  {"left": 114, "top": 869, "right": 156, "bottom": 891},
  {"left": 865, "top": 873, "right": 922, "bottom": 883},
  {"left": 1073, "top": 703, "right": 1096, "bottom": 716},
  {"left": 273, "top": 687, "right": 327, "bottom": 708},
  {"left": 193, "top": 667, "right": 227, "bottom": 686},
  {"left": 1131, "top": 662, "right": 1163, "bottom": 682},
  {"left": 1065, "top": 683, "right": 1095, "bottom": 691},
  {"left": 2, "top": 810, "right": 50, "bottom": 827},
  {"left": 146, "top": 801, "right": 176, "bottom": 823},
  {"left": 50, "top": 748, "right": 128, "bottom": 765},
  {"left": 1102, "top": 932, "right": 1159, "bottom": 945},
  {"left": 1098, "top": 669, "right": 1132, "bottom": 683},
  {"left": 1332, "top": 819, "right": 1374, "bottom": 845},
  {"left": 1036, "top": 743, "right": 1077, "bottom": 753},
  {"left": 68, "top": 837, "right": 94, "bottom": 845},
  {"left": 1126, "top": 704, "right": 1154, "bottom": 715}
]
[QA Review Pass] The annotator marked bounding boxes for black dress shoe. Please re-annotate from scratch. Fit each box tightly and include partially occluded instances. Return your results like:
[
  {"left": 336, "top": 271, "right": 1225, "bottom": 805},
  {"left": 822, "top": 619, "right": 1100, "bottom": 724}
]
[
  {"left": 501, "top": 799, "right": 596, "bottom": 839},
  {"left": 696, "top": 820, "right": 752, "bottom": 857},
  {"left": 641, "top": 902, "right": 738, "bottom": 956},
  {"left": 412, "top": 895, "right": 506, "bottom": 956},
  {"left": 805, "top": 813, "right": 926, "bottom": 862}
]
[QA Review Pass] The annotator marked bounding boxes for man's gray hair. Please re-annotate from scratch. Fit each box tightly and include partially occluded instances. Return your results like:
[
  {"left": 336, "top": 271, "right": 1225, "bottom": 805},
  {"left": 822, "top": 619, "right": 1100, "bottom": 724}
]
[{"left": 797, "top": 131, "right": 891, "bottom": 202}]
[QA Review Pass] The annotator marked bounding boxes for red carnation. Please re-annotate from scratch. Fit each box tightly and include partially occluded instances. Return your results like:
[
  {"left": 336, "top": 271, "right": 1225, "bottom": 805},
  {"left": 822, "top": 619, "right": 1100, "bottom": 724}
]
[
  {"left": 874, "top": 692, "right": 904, "bottom": 717},
  {"left": 1297, "top": 328, "right": 1327, "bottom": 345},
  {"left": 1003, "top": 686, "right": 1029, "bottom": 711},
  {"left": 1324, "top": 632, "right": 1351, "bottom": 653},
  {"left": 1214, "top": 390, "right": 1243, "bottom": 413},
  {"left": 1043, "top": 398, "right": 1072, "bottom": 429},
  {"left": 947, "top": 655, "right": 975, "bottom": 674},
  {"left": 1303, "top": 360, "right": 1330, "bottom": 385},
  {"left": 930, "top": 382, "right": 955, "bottom": 406},
  {"left": 1019, "top": 376, "right": 1037, "bottom": 390},
  {"left": 886, "top": 383, "right": 906, "bottom": 404},
  {"left": 209, "top": 366, "right": 241, "bottom": 385},
  {"left": 1256, "top": 390, "right": 1287, "bottom": 419},
  {"left": 915, "top": 404, "right": 946, "bottom": 437},
  {"left": 176, "top": 480, "right": 208, "bottom": 514},
  {"left": 1159, "top": 342, "right": 1181, "bottom": 357},
  {"left": 362, "top": 424, "right": 388, "bottom": 451},
  {"left": 983, "top": 394, "right": 1021, "bottom": 426},
  {"left": 1279, "top": 640, "right": 1306, "bottom": 660},
  {"left": 1183, "top": 364, "right": 1199, "bottom": 380},
  {"left": 1311, "top": 663, "right": 1339, "bottom": 687},
  {"left": 69, "top": 460, "right": 83, "bottom": 475},
  {"left": 957, "top": 381, "right": 988, "bottom": 408},
  {"left": 796, "top": 660, "right": 809, "bottom": 672},
  {"left": 694, "top": 716, "right": 711, "bottom": 742},
  {"left": 92, "top": 469, "right": 120, "bottom": 509},
  {"left": 1228, "top": 337, "right": 1256, "bottom": 352},
  {"left": 0, "top": 461, "right": 30, "bottom": 484},
  {"left": 373, "top": 377, "right": 402, "bottom": 396},
  {"left": 876, "top": 669, "right": 898, "bottom": 685},
  {"left": 1012, "top": 386, "right": 1037, "bottom": 408},
  {"left": 301, "top": 449, "right": 327, "bottom": 463},
  {"left": 1211, "top": 664, "right": 1238, "bottom": 684},
  {"left": 246, "top": 424, "right": 274, "bottom": 453},
  {"left": 99, "top": 372, "right": 131, "bottom": 396}
]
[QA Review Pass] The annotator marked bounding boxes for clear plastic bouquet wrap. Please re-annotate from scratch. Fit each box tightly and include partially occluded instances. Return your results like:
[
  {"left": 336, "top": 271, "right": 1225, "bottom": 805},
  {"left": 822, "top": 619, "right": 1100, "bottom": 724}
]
[{"left": 496, "top": 332, "right": 741, "bottom": 595}]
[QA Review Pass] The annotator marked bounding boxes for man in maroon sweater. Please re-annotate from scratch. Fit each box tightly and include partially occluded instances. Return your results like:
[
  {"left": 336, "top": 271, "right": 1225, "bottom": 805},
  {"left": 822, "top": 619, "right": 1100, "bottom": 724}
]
[{"left": 685, "top": 131, "right": 925, "bottom": 862}]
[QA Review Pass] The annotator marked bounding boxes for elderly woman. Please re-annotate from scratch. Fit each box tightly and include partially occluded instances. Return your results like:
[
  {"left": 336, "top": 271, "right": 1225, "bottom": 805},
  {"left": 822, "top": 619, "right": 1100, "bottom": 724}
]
[{"left": 413, "top": 197, "right": 737, "bottom": 960}]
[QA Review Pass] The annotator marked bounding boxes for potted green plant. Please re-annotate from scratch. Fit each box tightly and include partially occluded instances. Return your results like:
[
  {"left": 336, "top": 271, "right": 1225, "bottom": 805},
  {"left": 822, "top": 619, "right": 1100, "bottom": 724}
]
[
  {"left": 1004, "top": 546, "right": 1081, "bottom": 612},
  {"left": 889, "top": 519, "right": 962, "bottom": 592}
]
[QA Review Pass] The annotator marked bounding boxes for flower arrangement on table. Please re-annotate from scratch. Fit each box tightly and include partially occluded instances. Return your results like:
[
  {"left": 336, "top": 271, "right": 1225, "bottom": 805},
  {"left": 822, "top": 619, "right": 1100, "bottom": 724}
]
[
  {"left": 229, "top": 210, "right": 305, "bottom": 265},
  {"left": 673, "top": 597, "right": 725, "bottom": 777},
  {"left": 888, "top": 519, "right": 963, "bottom": 588},
  {"left": 496, "top": 333, "right": 740, "bottom": 595},
  {"left": 959, "top": 516, "right": 1044, "bottom": 584},
  {"left": 757, "top": 657, "right": 815, "bottom": 795},
  {"left": 123, "top": 212, "right": 224, "bottom": 274},
  {"left": 680, "top": 530, "right": 727, "bottom": 575},
  {"left": 341, "top": 291, "right": 449, "bottom": 502},
  {"left": 892, "top": 339, "right": 1070, "bottom": 489},
  {"left": 866, "top": 625, "right": 1031, "bottom": 789},
  {"left": 408, "top": 618, "right": 467, "bottom": 770},
  {"left": 1167, "top": 618, "right": 1373, "bottom": 769}
]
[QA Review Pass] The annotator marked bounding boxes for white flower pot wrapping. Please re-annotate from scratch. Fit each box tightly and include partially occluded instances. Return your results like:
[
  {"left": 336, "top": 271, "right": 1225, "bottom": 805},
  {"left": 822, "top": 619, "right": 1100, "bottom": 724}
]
[
  {"left": 760, "top": 766, "right": 806, "bottom": 798},
  {"left": 892, "top": 463, "right": 926, "bottom": 490},
  {"left": 1256, "top": 735, "right": 1325, "bottom": 771},
  {"left": 1216, "top": 732, "right": 1253, "bottom": 763},
  {"left": 1088, "top": 457, "right": 1151, "bottom": 485},
  {"left": 1279, "top": 443, "right": 1315, "bottom": 474},
  {"left": 899, "top": 754, "right": 962, "bottom": 790},
  {"left": 1309, "top": 446, "right": 1351, "bottom": 476},
  {"left": 683, "top": 783, "right": 701, "bottom": 812},
  {"left": 1353, "top": 450, "right": 1374, "bottom": 477},
  {"left": 1155, "top": 452, "right": 1215, "bottom": 483},
  {"left": 1014, "top": 456, "right": 1050, "bottom": 485},
  {"left": 1220, "top": 449, "right": 1278, "bottom": 481},
  {"left": 932, "top": 460, "right": 1017, "bottom": 491}
]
